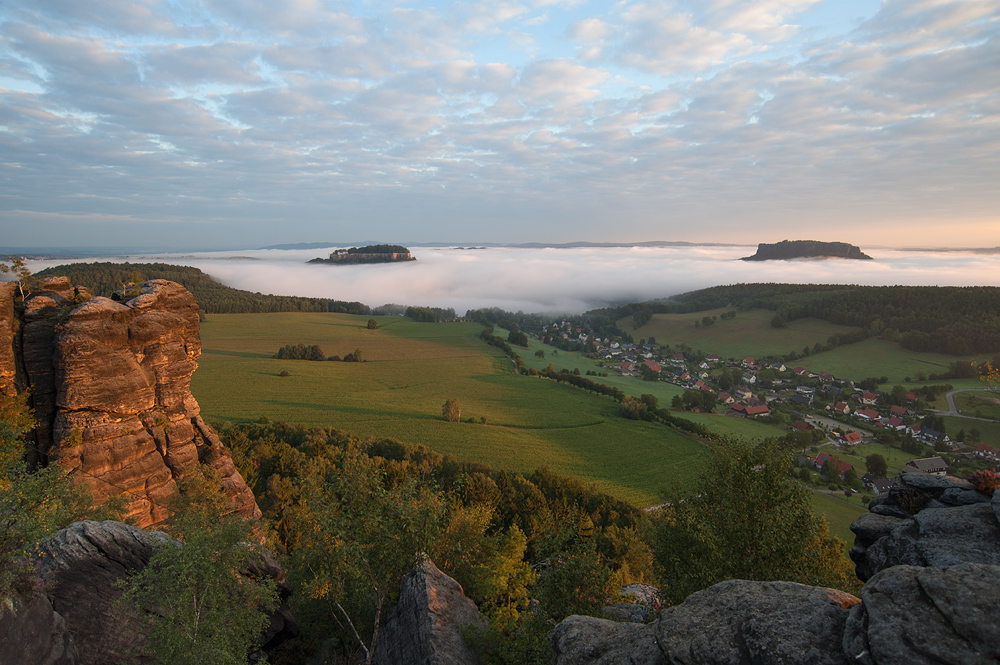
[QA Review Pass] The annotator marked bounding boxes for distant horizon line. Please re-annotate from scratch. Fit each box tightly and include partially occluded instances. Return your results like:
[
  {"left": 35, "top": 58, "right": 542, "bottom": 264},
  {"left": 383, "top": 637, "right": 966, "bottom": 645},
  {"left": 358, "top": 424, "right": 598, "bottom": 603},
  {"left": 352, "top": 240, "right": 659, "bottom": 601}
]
[{"left": 2, "top": 240, "right": 999, "bottom": 260}]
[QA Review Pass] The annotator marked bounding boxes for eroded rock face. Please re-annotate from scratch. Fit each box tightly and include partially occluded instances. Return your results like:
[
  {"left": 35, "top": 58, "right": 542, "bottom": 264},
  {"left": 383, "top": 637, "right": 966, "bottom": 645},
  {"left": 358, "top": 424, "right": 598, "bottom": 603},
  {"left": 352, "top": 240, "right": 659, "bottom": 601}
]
[
  {"left": 7, "top": 520, "right": 294, "bottom": 665},
  {"left": 850, "top": 474, "right": 1000, "bottom": 582},
  {"left": 654, "top": 580, "right": 859, "bottom": 665},
  {"left": 551, "top": 615, "right": 664, "bottom": 665},
  {"left": 842, "top": 563, "right": 1000, "bottom": 665},
  {"left": 373, "top": 559, "right": 484, "bottom": 665},
  {"left": 0, "top": 281, "right": 17, "bottom": 397},
  {"left": 15, "top": 278, "right": 258, "bottom": 527}
]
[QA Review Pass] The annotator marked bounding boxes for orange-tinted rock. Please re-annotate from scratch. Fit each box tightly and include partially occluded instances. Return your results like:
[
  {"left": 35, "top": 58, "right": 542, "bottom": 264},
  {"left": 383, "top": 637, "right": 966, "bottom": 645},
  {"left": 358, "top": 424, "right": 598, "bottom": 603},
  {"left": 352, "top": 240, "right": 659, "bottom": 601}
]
[
  {"left": 0, "top": 281, "right": 16, "bottom": 396},
  {"left": 24, "top": 279, "right": 262, "bottom": 528}
]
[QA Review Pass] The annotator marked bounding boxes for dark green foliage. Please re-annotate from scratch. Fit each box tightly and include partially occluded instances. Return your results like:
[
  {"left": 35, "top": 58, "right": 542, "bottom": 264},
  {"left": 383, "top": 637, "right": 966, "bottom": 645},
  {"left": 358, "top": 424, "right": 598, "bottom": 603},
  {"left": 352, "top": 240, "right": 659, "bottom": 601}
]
[
  {"left": 35, "top": 262, "right": 368, "bottom": 315},
  {"left": 651, "top": 438, "right": 856, "bottom": 605},
  {"left": 118, "top": 468, "right": 278, "bottom": 665},
  {"left": 405, "top": 305, "right": 456, "bottom": 322},
  {"left": 507, "top": 330, "right": 528, "bottom": 346},
  {"left": 345, "top": 244, "right": 410, "bottom": 254},
  {"left": 865, "top": 453, "right": 888, "bottom": 479},
  {"left": 594, "top": 283, "right": 1000, "bottom": 355},
  {"left": 1, "top": 393, "right": 125, "bottom": 604},
  {"left": 274, "top": 344, "right": 327, "bottom": 361}
]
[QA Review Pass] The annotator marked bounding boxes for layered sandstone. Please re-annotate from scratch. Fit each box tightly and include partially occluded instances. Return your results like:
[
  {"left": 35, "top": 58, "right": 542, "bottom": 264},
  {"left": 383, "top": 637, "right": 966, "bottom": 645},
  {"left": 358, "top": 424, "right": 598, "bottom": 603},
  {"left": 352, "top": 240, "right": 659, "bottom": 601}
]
[
  {"left": 0, "top": 281, "right": 17, "bottom": 396},
  {"left": 15, "top": 278, "right": 258, "bottom": 527}
]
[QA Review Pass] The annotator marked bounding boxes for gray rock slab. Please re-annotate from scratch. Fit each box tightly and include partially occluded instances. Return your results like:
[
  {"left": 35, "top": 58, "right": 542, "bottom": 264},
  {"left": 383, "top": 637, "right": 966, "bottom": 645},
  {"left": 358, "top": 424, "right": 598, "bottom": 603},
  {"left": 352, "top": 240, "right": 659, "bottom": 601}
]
[
  {"left": 843, "top": 563, "right": 1000, "bottom": 665},
  {"left": 654, "top": 580, "right": 858, "bottom": 665},
  {"left": 551, "top": 615, "right": 665, "bottom": 665}
]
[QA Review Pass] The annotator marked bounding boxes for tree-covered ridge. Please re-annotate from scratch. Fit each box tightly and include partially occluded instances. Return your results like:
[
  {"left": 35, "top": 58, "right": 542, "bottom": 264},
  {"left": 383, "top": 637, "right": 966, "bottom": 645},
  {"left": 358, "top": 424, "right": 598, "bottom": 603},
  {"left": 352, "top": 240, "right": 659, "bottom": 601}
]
[
  {"left": 345, "top": 244, "right": 410, "bottom": 254},
  {"left": 34, "top": 262, "right": 369, "bottom": 315},
  {"left": 309, "top": 244, "right": 415, "bottom": 264},
  {"left": 599, "top": 283, "right": 1000, "bottom": 355}
]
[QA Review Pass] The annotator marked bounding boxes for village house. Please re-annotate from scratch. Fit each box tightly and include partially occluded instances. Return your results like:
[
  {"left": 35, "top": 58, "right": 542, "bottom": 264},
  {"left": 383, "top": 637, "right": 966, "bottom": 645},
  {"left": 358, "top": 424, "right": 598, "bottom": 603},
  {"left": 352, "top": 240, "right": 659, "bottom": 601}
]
[
  {"left": 889, "top": 405, "right": 907, "bottom": 417},
  {"left": 706, "top": 354, "right": 720, "bottom": 363},
  {"left": 856, "top": 407, "right": 881, "bottom": 422},
  {"left": 976, "top": 443, "right": 999, "bottom": 461},
  {"left": 861, "top": 392, "right": 878, "bottom": 405},
  {"left": 831, "top": 402, "right": 851, "bottom": 415},
  {"left": 844, "top": 431, "right": 864, "bottom": 445},
  {"left": 902, "top": 457, "right": 948, "bottom": 475},
  {"left": 717, "top": 392, "right": 735, "bottom": 405}
]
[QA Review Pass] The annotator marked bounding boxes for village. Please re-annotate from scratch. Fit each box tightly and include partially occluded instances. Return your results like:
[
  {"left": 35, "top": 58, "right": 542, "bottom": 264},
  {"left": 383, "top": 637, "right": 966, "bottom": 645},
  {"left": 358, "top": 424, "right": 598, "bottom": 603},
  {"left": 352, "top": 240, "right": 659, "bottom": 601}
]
[{"left": 538, "top": 319, "right": 1000, "bottom": 500}]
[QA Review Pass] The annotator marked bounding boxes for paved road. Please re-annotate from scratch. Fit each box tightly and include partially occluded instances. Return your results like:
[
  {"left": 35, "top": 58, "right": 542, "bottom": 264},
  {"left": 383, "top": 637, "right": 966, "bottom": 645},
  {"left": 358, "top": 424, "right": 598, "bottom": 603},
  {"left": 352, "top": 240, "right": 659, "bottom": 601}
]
[{"left": 939, "top": 389, "right": 992, "bottom": 420}]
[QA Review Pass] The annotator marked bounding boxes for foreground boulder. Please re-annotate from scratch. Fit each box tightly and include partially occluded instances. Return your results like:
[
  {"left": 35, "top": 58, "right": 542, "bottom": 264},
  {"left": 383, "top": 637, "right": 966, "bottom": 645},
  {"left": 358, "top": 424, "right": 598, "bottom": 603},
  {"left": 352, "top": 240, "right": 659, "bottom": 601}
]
[
  {"left": 552, "top": 581, "right": 859, "bottom": 665},
  {"left": 551, "top": 473, "right": 1000, "bottom": 664},
  {"left": 850, "top": 474, "right": 999, "bottom": 581},
  {"left": 0, "top": 520, "right": 294, "bottom": 665},
  {"left": 843, "top": 563, "right": 1000, "bottom": 665},
  {"left": 7, "top": 278, "right": 258, "bottom": 527},
  {"left": 373, "top": 559, "right": 484, "bottom": 665}
]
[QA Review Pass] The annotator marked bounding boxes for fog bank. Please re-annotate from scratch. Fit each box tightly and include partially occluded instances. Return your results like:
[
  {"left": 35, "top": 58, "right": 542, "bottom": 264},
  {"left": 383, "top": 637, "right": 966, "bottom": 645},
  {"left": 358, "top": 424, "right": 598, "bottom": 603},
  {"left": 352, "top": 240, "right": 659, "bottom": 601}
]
[{"left": 25, "top": 245, "right": 1000, "bottom": 315}]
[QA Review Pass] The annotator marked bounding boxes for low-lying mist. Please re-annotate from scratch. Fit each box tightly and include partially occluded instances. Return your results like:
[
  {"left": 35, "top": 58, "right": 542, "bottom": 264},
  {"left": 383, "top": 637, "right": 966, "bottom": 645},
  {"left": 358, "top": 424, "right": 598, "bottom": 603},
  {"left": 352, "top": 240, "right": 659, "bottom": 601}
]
[{"left": 25, "top": 245, "right": 1000, "bottom": 316}]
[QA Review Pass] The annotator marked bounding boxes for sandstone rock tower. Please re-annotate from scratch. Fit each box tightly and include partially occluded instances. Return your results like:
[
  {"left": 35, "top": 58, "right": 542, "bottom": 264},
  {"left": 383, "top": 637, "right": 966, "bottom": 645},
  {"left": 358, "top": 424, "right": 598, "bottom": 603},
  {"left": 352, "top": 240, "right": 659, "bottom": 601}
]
[{"left": 0, "top": 277, "right": 259, "bottom": 527}]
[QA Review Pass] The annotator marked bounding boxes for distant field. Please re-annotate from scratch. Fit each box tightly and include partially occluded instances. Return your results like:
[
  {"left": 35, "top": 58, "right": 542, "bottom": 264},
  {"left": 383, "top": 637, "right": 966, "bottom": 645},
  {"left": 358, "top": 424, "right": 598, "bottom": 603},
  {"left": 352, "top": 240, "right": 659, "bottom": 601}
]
[
  {"left": 834, "top": 442, "right": 926, "bottom": 478},
  {"left": 795, "top": 339, "right": 977, "bottom": 386},
  {"left": 625, "top": 309, "right": 859, "bottom": 359},
  {"left": 194, "top": 313, "right": 708, "bottom": 504},
  {"left": 943, "top": 416, "right": 1000, "bottom": 447},
  {"left": 955, "top": 390, "right": 1000, "bottom": 420},
  {"left": 673, "top": 411, "right": 787, "bottom": 440}
]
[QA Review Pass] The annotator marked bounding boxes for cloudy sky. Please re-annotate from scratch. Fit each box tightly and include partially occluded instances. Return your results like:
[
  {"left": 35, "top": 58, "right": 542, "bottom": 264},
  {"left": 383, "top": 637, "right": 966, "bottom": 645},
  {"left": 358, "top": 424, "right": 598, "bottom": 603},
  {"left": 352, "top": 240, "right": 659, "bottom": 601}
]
[{"left": 1, "top": 0, "right": 998, "bottom": 250}]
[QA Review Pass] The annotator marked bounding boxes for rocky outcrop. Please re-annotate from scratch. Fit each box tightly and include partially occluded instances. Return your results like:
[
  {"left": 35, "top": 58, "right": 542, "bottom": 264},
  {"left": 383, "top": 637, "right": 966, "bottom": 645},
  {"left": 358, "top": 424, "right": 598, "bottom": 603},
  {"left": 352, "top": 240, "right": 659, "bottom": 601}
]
[
  {"left": 373, "top": 559, "right": 484, "bottom": 665},
  {"left": 0, "top": 593, "right": 79, "bottom": 665},
  {"left": 551, "top": 472, "right": 1000, "bottom": 665},
  {"left": 552, "top": 582, "right": 859, "bottom": 665},
  {"left": 849, "top": 473, "right": 999, "bottom": 581},
  {"left": 741, "top": 240, "right": 873, "bottom": 261},
  {"left": 13, "top": 278, "right": 258, "bottom": 527},
  {"left": 843, "top": 563, "right": 1000, "bottom": 665},
  {"left": 0, "top": 520, "right": 295, "bottom": 665},
  {"left": 0, "top": 281, "right": 17, "bottom": 397}
]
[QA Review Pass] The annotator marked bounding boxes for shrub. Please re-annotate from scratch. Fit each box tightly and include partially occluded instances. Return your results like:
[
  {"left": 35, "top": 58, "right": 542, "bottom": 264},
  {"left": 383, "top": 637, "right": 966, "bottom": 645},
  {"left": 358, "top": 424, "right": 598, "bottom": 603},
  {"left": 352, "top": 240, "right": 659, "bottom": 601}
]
[{"left": 967, "top": 470, "right": 1000, "bottom": 497}]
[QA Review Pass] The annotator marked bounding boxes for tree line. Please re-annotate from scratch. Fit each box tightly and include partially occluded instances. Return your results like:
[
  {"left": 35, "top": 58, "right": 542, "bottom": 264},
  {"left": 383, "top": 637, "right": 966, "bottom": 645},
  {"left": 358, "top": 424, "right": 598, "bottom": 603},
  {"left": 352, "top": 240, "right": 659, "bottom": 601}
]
[{"left": 35, "top": 262, "right": 369, "bottom": 315}]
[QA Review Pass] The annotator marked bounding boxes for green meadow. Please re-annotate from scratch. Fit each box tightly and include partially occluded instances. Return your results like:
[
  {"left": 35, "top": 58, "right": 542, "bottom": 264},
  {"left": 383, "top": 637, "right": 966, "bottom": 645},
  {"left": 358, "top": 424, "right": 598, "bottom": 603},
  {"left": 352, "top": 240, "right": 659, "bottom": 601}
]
[
  {"left": 193, "top": 313, "right": 708, "bottom": 505},
  {"left": 627, "top": 309, "right": 859, "bottom": 359},
  {"left": 808, "top": 491, "right": 866, "bottom": 553}
]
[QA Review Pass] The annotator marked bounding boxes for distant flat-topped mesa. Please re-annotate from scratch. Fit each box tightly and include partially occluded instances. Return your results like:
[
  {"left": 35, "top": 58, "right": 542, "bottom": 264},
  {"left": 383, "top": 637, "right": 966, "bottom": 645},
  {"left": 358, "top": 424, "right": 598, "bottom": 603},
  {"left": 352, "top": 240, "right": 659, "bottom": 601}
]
[
  {"left": 309, "top": 244, "right": 415, "bottom": 264},
  {"left": 742, "top": 240, "right": 873, "bottom": 261}
]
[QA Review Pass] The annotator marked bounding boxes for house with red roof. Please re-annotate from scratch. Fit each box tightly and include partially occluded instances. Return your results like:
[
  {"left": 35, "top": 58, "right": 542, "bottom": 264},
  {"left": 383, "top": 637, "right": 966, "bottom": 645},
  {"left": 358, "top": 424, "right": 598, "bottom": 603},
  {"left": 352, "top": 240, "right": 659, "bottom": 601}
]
[
  {"left": 831, "top": 402, "right": 851, "bottom": 415},
  {"left": 844, "top": 431, "right": 864, "bottom": 445},
  {"left": 856, "top": 408, "right": 881, "bottom": 421},
  {"left": 889, "top": 405, "right": 907, "bottom": 417}
]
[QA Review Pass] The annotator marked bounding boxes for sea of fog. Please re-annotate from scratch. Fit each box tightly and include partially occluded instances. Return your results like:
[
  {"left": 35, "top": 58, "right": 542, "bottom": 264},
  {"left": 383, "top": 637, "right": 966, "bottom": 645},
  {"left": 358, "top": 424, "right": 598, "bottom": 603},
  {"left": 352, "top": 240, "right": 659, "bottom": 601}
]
[{"left": 21, "top": 245, "right": 1000, "bottom": 315}]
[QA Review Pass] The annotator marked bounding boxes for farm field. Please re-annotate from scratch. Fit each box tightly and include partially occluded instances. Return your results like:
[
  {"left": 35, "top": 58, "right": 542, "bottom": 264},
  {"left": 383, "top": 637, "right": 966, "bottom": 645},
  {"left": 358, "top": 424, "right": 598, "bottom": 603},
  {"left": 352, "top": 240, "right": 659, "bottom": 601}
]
[
  {"left": 673, "top": 411, "right": 787, "bottom": 440},
  {"left": 193, "top": 312, "right": 708, "bottom": 505},
  {"left": 796, "top": 339, "right": 976, "bottom": 387},
  {"left": 625, "top": 309, "right": 859, "bottom": 359}
]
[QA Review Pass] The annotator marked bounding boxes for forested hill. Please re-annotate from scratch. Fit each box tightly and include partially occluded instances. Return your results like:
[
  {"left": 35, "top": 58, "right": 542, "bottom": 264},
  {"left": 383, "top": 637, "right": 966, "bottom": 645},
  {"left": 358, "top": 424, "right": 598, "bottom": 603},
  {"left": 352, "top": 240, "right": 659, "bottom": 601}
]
[
  {"left": 34, "top": 262, "right": 369, "bottom": 315},
  {"left": 603, "top": 283, "right": 1000, "bottom": 356}
]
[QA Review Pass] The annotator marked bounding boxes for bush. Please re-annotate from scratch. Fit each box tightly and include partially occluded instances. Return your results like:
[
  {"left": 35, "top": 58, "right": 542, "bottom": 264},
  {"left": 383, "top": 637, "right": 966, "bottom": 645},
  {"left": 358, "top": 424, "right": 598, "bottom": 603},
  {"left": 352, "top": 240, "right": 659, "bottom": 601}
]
[{"left": 443, "top": 399, "right": 461, "bottom": 422}]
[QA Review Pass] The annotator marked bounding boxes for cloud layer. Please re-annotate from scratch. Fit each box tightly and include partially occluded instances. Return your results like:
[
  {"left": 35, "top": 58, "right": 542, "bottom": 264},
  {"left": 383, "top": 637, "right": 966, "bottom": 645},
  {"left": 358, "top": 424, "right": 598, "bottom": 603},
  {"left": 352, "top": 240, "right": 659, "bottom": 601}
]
[
  {"left": 1, "top": 0, "right": 998, "bottom": 248},
  {"left": 25, "top": 245, "right": 1000, "bottom": 315}
]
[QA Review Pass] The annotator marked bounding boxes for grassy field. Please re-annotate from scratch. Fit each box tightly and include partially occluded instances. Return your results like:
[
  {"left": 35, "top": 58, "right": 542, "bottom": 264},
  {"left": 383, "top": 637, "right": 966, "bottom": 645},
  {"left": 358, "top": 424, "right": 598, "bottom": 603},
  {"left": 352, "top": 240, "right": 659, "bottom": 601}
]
[
  {"left": 943, "top": 416, "right": 1000, "bottom": 447},
  {"left": 626, "top": 309, "right": 859, "bottom": 359},
  {"left": 808, "top": 491, "right": 866, "bottom": 553},
  {"left": 955, "top": 390, "right": 1000, "bottom": 419},
  {"left": 193, "top": 313, "right": 708, "bottom": 505},
  {"left": 832, "top": 441, "right": 927, "bottom": 478},
  {"left": 796, "top": 339, "right": 978, "bottom": 386}
]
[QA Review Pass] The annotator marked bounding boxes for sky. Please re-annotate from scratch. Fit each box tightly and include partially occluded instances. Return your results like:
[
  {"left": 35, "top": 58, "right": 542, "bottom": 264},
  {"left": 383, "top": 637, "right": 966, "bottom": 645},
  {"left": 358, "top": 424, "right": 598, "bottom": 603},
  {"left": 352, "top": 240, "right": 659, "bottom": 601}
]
[{"left": 1, "top": 0, "right": 998, "bottom": 250}]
